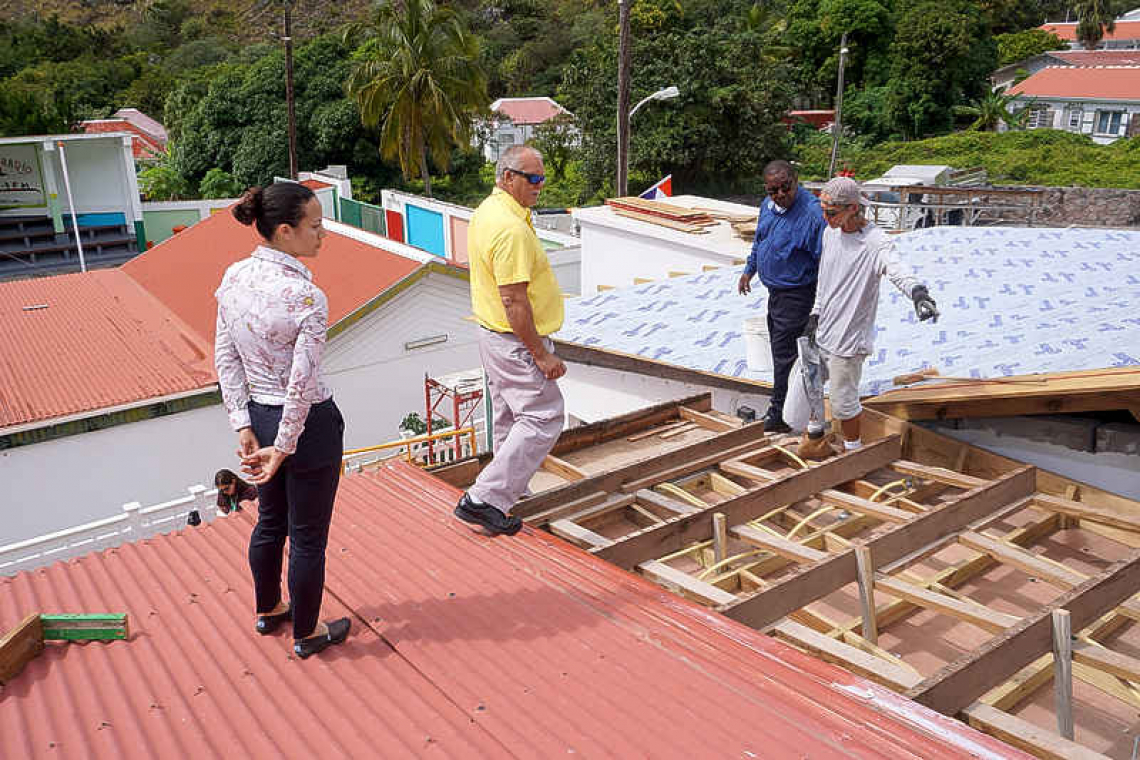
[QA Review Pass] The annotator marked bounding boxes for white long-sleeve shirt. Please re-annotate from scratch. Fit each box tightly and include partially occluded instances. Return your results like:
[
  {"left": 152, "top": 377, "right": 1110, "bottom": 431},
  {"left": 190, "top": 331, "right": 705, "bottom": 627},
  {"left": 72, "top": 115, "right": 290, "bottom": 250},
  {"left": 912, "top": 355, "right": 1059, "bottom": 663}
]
[
  {"left": 811, "top": 222, "right": 921, "bottom": 358},
  {"left": 214, "top": 246, "right": 332, "bottom": 454}
]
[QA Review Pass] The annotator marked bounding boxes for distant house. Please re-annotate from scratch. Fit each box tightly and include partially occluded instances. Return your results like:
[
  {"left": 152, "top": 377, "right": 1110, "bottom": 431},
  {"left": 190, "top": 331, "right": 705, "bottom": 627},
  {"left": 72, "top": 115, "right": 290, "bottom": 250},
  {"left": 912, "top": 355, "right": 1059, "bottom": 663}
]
[
  {"left": 1005, "top": 66, "right": 1140, "bottom": 144},
  {"left": 80, "top": 108, "right": 168, "bottom": 161},
  {"left": 1041, "top": 18, "right": 1140, "bottom": 50},
  {"left": 478, "top": 97, "right": 576, "bottom": 163},
  {"left": 992, "top": 50, "right": 1140, "bottom": 91}
]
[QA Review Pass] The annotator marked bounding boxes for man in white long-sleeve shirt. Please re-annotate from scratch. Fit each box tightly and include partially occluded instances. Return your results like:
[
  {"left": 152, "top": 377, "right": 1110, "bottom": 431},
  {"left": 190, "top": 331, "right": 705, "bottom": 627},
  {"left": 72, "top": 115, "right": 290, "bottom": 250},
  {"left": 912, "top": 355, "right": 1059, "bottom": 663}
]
[{"left": 803, "top": 177, "right": 939, "bottom": 453}]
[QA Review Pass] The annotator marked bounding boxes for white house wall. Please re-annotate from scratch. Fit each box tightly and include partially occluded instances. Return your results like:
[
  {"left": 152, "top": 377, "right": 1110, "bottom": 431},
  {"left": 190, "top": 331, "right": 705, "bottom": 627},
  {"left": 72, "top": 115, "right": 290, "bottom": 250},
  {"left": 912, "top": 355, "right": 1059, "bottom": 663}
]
[
  {"left": 323, "top": 270, "right": 482, "bottom": 448},
  {"left": 52, "top": 137, "right": 134, "bottom": 216}
]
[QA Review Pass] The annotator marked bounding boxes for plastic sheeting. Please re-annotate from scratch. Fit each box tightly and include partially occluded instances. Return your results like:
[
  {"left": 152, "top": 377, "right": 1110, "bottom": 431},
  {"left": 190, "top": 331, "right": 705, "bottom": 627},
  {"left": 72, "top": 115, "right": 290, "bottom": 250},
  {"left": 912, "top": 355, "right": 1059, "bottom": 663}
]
[{"left": 556, "top": 226, "right": 1140, "bottom": 396}]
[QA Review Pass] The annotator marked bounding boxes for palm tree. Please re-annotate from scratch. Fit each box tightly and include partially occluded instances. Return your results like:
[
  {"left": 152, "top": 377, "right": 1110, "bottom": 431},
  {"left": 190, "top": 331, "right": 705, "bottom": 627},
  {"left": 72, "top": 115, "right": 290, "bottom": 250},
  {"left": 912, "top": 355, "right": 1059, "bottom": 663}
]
[
  {"left": 346, "top": 0, "right": 488, "bottom": 197},
  {"left": 955, "top": 89, "right": 1032, "bottom": 131},
  {"left": 1075, "top": 0, "right": 1116, "bottom": 50}
]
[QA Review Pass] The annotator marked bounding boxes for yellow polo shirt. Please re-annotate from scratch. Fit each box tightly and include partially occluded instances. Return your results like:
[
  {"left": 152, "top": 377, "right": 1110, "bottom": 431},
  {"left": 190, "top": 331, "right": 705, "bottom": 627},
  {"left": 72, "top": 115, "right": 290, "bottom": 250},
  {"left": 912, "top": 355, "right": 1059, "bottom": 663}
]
[{"left": 469, "top": 187, "right": 564, "bottom": 335}]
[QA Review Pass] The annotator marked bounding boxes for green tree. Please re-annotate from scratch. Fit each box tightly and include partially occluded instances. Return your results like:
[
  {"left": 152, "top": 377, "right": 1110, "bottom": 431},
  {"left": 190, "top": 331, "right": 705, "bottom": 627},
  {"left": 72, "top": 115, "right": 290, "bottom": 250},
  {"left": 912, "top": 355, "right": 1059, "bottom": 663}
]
[
  {"left": 886, "top": 0, "right": 996, "bottom": 139},
  {"left": 139, "top": 154, "right": 194, "bottom": 200},
  {"left": 954, "top": 89, "right": 1028, "bottom": 131},
  {"left": 996, "top": 29, "right": 1067, "bottom": 66},
  {"left": 346, "top": 0, "right": 489, "bottom": 197},
  {"left": 199, "top": 168, "right": 243, "bottom": 199},
  {"left": 1075, "top": 0, "right": 1117, "bottom": 50},
  {"left": 530, "top": 113, "right": 578, "bottom": 181},
  {"left": 786, "top": 0, "right": 894, "bottom": 101}
]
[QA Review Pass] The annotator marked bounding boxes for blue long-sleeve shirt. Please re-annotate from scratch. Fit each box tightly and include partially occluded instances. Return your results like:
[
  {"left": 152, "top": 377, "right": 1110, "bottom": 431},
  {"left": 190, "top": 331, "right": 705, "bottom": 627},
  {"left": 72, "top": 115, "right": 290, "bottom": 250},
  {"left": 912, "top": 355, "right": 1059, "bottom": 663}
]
[{"left": 744, "top": 188, "right": 825, "bottom": 290}]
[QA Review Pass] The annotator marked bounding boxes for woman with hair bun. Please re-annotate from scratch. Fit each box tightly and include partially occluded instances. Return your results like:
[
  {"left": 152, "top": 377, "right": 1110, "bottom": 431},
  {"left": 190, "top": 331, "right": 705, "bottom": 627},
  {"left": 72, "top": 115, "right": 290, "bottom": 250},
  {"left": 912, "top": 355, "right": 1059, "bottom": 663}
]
[{"left": 215, "top": 181, "right": 350, "bottom": 659}]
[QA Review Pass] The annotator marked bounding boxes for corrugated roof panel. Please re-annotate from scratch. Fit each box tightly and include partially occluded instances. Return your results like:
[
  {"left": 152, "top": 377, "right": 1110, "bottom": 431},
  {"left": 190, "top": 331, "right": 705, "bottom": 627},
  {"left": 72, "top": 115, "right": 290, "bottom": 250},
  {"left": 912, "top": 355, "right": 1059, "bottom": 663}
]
[
  {"left": 1, "top": 463, "right": 1029, "bottom": 758},
  {"left": 0, "top": 270, "right": 215, "bottom": 430},
  {"left": 1009, "top": 64, "right": 1140, "bottom": 100}
]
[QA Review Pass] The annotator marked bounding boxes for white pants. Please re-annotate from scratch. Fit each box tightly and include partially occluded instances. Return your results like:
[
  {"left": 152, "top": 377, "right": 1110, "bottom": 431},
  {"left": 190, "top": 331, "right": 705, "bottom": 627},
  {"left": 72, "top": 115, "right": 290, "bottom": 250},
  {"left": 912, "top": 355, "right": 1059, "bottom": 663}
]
[
  {"left": 821, "top": 349, "right": 867, "bottom": 420},
  {"left": 469, "top": 330, "right": 565, "bottom": 513}
]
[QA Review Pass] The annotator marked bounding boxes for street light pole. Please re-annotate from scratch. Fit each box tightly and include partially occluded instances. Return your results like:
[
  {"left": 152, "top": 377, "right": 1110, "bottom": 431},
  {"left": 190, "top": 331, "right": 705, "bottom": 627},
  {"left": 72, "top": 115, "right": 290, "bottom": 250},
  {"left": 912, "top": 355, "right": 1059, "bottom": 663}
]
[
  {"left": 283, "top": 1, "right": 298, "bottom": 180},
  {"left": 616, "top": 0, "right": 631, "bottom": 197},
  {"left": 827, "top": 33, "right": 849, "bottom": 178}
]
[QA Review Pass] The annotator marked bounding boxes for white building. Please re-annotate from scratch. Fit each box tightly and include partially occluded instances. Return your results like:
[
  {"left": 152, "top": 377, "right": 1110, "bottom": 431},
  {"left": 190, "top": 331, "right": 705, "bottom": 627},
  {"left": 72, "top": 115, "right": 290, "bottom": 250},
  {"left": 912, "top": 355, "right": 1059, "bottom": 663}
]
[
  {"left": 1006, "top": 65, "right": 1140, "bottom": 143},
  {"left": 477, "top": 97, "right": 577, "bottom": 163}
]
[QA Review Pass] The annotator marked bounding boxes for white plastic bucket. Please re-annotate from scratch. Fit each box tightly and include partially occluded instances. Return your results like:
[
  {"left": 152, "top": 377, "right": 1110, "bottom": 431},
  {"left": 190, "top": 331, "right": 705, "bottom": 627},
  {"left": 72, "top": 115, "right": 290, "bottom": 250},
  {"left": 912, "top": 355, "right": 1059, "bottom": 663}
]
[{"left": 742, "top": 316, "right": 772, "bottom": 373}]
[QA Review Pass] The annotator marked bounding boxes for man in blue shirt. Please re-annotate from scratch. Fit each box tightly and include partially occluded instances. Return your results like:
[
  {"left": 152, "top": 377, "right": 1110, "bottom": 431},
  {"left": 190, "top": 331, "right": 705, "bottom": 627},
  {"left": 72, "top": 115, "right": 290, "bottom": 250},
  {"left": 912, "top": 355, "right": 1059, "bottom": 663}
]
[{"left": 738, "top": 160, "right": 825, "bottom": 433}]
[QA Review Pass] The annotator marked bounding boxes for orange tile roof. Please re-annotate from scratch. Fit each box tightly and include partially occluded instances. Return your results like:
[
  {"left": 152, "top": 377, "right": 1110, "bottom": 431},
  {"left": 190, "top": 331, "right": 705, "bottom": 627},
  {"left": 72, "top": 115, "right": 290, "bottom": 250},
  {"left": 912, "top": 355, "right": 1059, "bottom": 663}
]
[
  {"left": 79, "top": 120, "right": 165, "bottom": 160},
  {"left": 1042, "top": 20, "right": 1140, "bottom": 42},
  {"left": 491, "top": 97, "right": 568, "bottom": 125},
  {"left": 122, "top": 208, "right": 423, "bottom": 347},
  {"left": 0, "top": 270, "right": 215, "bottom": 431},
  {"left": 1051, "top": 49, "right": 1140, "bottom": 66},
  {"left": 1008, "top": 65, "right": 1140, "bottom": 100},
  {"left": 0, "top": 462, "right": 1030, "bottom": 759}
]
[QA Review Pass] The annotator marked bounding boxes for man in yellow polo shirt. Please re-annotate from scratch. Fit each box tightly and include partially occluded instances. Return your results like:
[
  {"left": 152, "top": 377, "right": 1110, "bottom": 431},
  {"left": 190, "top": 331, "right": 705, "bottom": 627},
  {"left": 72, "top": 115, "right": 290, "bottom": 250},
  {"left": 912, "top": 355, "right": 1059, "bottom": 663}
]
[{"left": 454, "top": 145, "right": 566, "bottom": 536}]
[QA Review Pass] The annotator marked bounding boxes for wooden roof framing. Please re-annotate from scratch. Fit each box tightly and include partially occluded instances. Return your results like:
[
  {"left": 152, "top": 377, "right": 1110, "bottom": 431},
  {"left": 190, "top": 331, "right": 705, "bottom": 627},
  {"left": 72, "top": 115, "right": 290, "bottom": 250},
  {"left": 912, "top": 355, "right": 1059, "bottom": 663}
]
[{"left": 436, "top": 394, "right": 1140, "bottom": 758}]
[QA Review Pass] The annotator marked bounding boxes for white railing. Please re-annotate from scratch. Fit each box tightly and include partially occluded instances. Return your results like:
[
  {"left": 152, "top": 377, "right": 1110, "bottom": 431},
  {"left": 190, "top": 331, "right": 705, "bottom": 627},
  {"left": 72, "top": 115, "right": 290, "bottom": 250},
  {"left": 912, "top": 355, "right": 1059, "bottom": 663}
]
[{"left": 0, "top": 484, "right": 221, "bottom": 577}]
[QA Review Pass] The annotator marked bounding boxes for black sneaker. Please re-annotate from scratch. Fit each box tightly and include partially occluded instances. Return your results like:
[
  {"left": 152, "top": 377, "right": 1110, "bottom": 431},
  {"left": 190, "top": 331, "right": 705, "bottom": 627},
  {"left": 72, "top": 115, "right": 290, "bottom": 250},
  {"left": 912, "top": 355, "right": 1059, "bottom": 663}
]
[
  {"left": 762, "top": 408, "right": 791, "bottom": 434},
  {"left": 454, "top": 492, "right": 523, "bottom": 536}
]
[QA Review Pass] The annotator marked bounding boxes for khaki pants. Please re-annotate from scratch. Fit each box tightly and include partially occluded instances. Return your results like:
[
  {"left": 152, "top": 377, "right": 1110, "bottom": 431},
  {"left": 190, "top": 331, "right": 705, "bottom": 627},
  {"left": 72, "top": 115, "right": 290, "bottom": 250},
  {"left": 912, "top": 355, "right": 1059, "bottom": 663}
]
[{"left": 469, "top": 330, "right": 565, "bottom": 513}]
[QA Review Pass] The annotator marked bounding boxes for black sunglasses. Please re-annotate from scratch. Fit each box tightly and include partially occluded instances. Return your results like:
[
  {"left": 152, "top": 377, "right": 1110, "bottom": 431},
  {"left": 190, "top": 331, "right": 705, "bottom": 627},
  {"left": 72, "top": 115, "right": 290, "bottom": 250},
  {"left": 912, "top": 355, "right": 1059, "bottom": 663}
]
[
  {"left": 821, "top": 205, "right": 846, "bottom": 217},
  {"left": 508, "top": 168, "right": 546, "bottom": 185}
]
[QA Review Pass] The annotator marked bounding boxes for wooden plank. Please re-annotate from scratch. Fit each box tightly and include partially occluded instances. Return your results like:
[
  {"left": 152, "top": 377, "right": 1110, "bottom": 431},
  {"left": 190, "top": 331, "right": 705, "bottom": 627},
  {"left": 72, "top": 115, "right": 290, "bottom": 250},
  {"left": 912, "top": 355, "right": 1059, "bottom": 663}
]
[
  {"left": 874, "top": 575, "right": 1021, "bottom": 634},
  {"left": 818, "top": 489, "right": 913, "bottom": 524},
  {"left": 0, "top": 613, "right": 43, "bottom": 683},
  {"left": 626, "top": 420, "right": 687, "bottom": 441},
  {"left": 772, "top": 621, "right": 922, "bottom": 690},
  {"left": 542, "top": 454, "right": 589, "bottom": 482},
  {"left": 659, "top": 422, "right": 698, "bottom": 439},
  {"left": 906, "top": 547, "right": 1140, "bottom": 716},
  {"left": 1052, "top": 609, "right": 1074, "bottom": 740},
  {"left": 712, "top": 513, "right": 728, "bottom": 565},
  {"left": 678, "top": 406, "right": 737, "bottom": 433},
  {"left": 1072, "top": 640, "right": 1140, "bottom": 682},
  {"left": 634, "top": 488, "right": 701, "bottom": 516},
  {"left": 718, "top": 460, "right": 776, "bottom": 483},
  {"left": 516, "top": 423, "right": 770, "bottom": 519},
  {"left": 548, "top": 392, "right": 711, "bottom": 455},
  {"left": 594, "top": 436, "right": 902, "bottom": 570},
  {"left": 639, "top": 560, "right": 737, "bottom": 606},
  {"left": 653, "top": 482, "right": 708, "bottom": 509},
  {"left": 709, "top": 472, "right": 748, "bottom": 497},
  {"left": 721, "top": 466, "right": 1036, "bottom": 631},
  {"left": 731, "top": 524, "right": 829, "bottom": 564},
  {"left": 855, "top": 546, "right": 878, "bottom": 644},
  {"left": 963, "top": 703, "right": 1110, "bottom": 760},
  {"left": 1033, "top": 493, "right": 1140, "bottom": 533},
  {"left": 888, "top": 460, "right": 988, "bottom": 490},
  {"left": 527, "top": 490, "right": 609, "bottom": 526},
  {"left": 549, "top": 519, "right": 614, "bottom": 549},
  {"left": 958, "top": 531, "right": 1087, "bottom": 588}
]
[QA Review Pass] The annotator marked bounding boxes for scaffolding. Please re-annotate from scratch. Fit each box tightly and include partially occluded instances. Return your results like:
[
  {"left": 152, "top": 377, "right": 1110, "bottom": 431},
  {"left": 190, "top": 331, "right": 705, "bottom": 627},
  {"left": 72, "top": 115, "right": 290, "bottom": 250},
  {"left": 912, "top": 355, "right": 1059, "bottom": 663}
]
[{"left": 425, "top": 369, "right": 485, "bottom": 463}]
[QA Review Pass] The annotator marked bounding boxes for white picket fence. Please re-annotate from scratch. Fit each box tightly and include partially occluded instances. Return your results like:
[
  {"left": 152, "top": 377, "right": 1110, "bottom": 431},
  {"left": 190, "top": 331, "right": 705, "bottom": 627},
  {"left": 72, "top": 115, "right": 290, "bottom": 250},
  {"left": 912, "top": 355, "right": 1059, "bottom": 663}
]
[{"left": 0, "top": 484, "right": 222, "bottom": 577}]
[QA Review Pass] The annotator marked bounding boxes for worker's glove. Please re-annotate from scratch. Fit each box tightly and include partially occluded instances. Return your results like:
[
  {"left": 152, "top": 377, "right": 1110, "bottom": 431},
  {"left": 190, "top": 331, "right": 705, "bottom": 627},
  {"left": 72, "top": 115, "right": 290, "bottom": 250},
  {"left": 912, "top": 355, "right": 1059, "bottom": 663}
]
[
  {"left": 803, "top": 313, "right": 819, "bottom": 346},
  {"left": 911, "top": 285, "right": 939, "bottom": 323}
]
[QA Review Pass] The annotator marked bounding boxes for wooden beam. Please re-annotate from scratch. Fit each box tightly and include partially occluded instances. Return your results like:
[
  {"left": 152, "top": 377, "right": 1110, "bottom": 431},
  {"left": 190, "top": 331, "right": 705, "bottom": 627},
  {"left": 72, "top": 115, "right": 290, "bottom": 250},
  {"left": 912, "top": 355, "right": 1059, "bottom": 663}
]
[
  {"left": 888, "top": 460, "right": 988, "bottom": 490},
  {"left": 549, "top": 519, "right": 614, "bottom": 549},
  {"left": 516, "top": 421, "right": 769, "bottom": 519},
  {"left": 875, "top": 575, "right": 1020, "bottom": 634},
  {"left": 1033, "top": 493, "right": 1140, "bottom": 533},
  {"left": 1052, "top": 609, "right": 1074, "bottom": 740},
  {"left": 772, "top": 621, "right": 922, "bottom": 690},
  {"left": 542, "top": 454, "right": 589, "bottom": 481},
  {"left": 962, "top": 703, "right": 1110, "bottom": 760},
  {"left": 678, "top": 406, "right": 737, "bottom": 433},
  {"left": 709, "top": 472, "right": 748, "bottom": 497},
  {"left": 720, "top": 467, "right": 1036, "bottom": 632},
  {"left": 528, "top": 491, "right": 617, "bottom": 526},
  {"left": 731, "top": 524, "right": 829, "bottom": 564},
  {"left": 653, "top": 482, "right": 708, "bottom": 509},
  {"left": 0, "top": 613, "right": 43, "bottom": 684},
  {"left": 718, "top": 459, "right": 776, "bottom": 483},
  {"left": 1072, "top": 640, "right": 1140, "bottom": 682},
  {"left": 593, "top": 436, "right": 902, "bottom": 570},
  {"left": 906, "top": 547, "right": 1140, "bottom": 716},
  {"left": 639, "top": 560, "right": 737, "bottom": 606},
  {"left": 818, "top": 489, "right": 912, "bottom": 524},
  {"left": 626, "top": 420, "right": 687, "bottom": 441},
  {"left": 958, "top": 531, "right": 1087, "bottom": 588},
  {"left": 634, "top": 489, "right": 701, "bottom": 516},
  {"left": 659, "top": 422, "right": 699, "bottom": 439},
  {"left": 854, "top": 546, "right": 878, "bottom": 644},
  {"left": 617, "top": 440, "right": 774, "bottom": 495},
  {"left": 712, "top": 513, "right": 728, "bottom": 565}
]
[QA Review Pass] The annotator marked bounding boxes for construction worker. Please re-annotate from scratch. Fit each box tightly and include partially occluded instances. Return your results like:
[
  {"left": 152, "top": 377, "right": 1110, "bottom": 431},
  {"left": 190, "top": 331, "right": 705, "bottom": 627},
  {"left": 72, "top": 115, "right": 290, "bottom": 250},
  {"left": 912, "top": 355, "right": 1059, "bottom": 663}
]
[
  {"left": 738, "top": 160, "right": 826, "bottom": 434},
  {"left": 801, "top": 176, "right": 938, "bottom": 457},
  {"left": 456, "top": 145, "right": 565, "bottom": 536}
]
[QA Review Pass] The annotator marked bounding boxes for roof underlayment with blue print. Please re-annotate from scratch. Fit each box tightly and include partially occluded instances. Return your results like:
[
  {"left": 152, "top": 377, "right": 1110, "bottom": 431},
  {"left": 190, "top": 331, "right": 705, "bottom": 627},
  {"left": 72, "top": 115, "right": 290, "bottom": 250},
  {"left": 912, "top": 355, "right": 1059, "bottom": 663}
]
[{"left": 556, "top": 226, "right": 1140, "bottom": 397}]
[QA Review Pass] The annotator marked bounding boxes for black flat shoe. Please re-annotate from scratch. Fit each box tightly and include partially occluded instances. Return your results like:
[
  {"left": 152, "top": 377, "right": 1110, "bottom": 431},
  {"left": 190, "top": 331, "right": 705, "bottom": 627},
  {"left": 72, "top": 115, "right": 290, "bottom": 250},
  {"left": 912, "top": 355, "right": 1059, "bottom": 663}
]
[
  {"left": 256, "top": 605, "right": 292, "bottom": 635},
  {"left": 294, "top": 617, "right": 351, "bottom": 659},
  {"left": 454, "top": 492, "right": 522, "bottom": 536}
]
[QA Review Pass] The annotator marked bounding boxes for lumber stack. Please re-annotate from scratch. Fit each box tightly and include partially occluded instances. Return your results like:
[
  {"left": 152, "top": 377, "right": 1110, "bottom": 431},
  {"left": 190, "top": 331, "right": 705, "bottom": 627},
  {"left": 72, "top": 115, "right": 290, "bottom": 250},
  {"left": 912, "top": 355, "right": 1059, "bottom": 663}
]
[{"left": 605, "top": 197, "right": 719, "bottom": 234}]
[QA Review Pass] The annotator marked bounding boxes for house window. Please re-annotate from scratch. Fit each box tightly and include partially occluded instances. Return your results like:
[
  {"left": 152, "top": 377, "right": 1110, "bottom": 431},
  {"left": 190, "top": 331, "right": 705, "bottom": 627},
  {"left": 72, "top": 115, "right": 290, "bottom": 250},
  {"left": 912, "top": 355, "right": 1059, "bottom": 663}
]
[
  {"left": 1096, "top": 110, "right": 1124, "bottom": 134},
  {"left": 1026, "top": 106, "right": 1051, "bottom": 129},
  {"left": 1068, "top": 108, "right": 1082, "bottom": 129}
]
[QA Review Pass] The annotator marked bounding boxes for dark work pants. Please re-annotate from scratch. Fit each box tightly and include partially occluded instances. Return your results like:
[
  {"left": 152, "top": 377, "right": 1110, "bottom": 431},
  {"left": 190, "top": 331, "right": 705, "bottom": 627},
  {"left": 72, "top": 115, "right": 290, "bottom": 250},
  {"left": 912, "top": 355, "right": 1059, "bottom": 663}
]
[
  {"left": 766, "top": 282, "right": 817, "bottom": 415},
  {"left": 247, "top": 398, "right": 344, "bottom": 640}
]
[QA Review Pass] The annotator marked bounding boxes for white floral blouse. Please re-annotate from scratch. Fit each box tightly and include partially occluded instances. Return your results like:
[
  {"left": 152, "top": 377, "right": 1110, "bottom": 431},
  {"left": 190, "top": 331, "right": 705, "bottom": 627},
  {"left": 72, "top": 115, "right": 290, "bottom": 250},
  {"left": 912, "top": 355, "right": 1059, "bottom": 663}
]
[{"left": 214, "top": 245, "right": 332, "bottom": 455}]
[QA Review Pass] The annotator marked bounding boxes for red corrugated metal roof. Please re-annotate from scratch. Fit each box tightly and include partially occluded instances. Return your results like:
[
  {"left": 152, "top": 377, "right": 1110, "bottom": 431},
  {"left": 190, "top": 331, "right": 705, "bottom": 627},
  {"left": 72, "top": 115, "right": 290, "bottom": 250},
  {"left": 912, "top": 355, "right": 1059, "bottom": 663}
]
[
  {"left": 122, "top": 209, "right": 422, "bottom": 347},
  {"left": 1051, "top": 49, "right": 1140, "bottom": 66},
  {"left": 490, "top": 97, "right": 568, "bottom": 125},
  {"left": 0, "top": 270, "right": 215, "bottom": 430},
  {"left": 1042, "top": 20, "right": 1140, "bottom": 42},
  {"left": 0, "top": 462, "right": 1030, "bottom": 759},
  {"left": 1008, "top": 65, "right": 1140, "bottom": 100}
]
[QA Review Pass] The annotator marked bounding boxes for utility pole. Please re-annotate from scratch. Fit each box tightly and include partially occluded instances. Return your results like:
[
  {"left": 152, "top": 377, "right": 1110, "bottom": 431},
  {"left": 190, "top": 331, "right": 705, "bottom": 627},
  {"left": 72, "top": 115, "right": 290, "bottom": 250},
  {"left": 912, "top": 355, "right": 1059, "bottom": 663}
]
[
  {"left": 827, "top": 32, "right": 849, "bottom": 178},
  {"left": 283, "top": 1, "right": 298, "bottom": 180},
  {"left": 616, "top": 0, "right": 631, "bottom": 197}
]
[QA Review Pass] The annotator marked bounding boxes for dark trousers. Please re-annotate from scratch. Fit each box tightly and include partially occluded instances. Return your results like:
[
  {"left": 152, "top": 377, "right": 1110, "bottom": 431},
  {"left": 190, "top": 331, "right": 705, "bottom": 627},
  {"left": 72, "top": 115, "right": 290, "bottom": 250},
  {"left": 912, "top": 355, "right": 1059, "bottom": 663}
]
[
  {"left": 247, "top": 398, "right": 344, "bottom": 639},
  {"left": 767, "top": 282, "right": 817, "bottom": 414}
]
